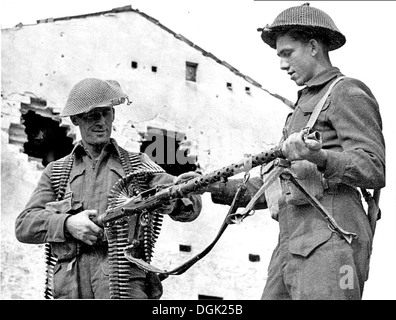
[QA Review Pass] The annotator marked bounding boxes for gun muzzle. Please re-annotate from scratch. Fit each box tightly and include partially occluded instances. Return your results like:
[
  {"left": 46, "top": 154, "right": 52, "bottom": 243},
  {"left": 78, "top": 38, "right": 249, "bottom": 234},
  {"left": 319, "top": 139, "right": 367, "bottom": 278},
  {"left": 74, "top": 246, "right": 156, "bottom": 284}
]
[{"left": 305, "top": 131, "right": 322, "bottom": 142}]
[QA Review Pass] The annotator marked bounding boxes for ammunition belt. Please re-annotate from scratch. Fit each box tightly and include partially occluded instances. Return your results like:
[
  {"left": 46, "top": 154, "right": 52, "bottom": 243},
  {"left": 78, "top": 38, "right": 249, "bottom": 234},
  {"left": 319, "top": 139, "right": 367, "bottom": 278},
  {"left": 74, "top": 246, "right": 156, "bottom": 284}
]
[
  {"left": 106, "top": 151, "right": 165, "bottom": 298},
  {"left": 45, "top": 148, "right": 165, "bottom": 299},
  {"left": 44, "top": 154, "right": 74, "bottom": 299}
]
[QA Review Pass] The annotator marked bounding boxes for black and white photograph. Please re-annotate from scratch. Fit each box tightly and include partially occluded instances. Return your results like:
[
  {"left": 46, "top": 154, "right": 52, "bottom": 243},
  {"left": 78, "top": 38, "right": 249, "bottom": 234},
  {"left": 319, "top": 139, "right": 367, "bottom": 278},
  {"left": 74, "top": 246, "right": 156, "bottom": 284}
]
[{"left": 1, "top": 0, "right": 395, "bottom": 306}]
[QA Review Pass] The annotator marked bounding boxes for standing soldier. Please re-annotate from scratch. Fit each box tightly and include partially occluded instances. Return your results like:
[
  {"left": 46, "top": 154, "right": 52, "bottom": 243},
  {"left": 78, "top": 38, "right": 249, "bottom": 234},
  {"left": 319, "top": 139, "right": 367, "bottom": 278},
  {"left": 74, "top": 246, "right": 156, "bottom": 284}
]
[
  {"left": 15, "top": 78, "right": 202, "bottom": 299},
  {"left": 208, "top": 3, "right": 385, "bottom": 299}
]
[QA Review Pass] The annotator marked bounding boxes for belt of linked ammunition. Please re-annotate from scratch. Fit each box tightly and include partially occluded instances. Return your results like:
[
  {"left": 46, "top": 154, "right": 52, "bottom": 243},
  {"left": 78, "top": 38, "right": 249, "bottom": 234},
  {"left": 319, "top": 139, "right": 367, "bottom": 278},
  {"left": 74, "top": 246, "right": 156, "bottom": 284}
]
[
  {"left": 106, "top": 149, "right": 165, "bottom": 299},
  {"left": 44, "top": 154, "right": 74, "bottom": 299},
  {"left": 45, "top": 148, "right": 165, "bottom": 299}
]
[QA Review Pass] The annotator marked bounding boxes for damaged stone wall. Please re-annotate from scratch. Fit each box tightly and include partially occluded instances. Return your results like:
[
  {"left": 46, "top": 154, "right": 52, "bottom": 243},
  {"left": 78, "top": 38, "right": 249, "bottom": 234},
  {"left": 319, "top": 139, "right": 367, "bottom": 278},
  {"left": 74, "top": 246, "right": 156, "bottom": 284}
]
[{"left": 1, "top": 6, "right": 290, "bottom": 299}]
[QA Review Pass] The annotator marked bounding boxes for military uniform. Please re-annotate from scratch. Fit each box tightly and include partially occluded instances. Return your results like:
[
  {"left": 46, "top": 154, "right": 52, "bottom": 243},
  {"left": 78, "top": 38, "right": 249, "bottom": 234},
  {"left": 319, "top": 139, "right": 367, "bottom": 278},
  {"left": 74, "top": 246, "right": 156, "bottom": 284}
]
[
  {"left": 15, "top": 78, "right": 202, "bottom": 299},
  {"left": 211, "top": 4, "right": 385, "bottom": 299}
]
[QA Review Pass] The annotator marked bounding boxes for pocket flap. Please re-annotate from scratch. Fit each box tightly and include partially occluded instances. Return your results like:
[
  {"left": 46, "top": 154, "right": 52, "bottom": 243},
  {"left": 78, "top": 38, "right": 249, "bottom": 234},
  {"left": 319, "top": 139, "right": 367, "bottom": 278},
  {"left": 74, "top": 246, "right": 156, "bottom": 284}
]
[
  {"left": 289, "top": 228, "right": 333, "bottom": 257},
  {"left": 45, "top": 198, "right": 72, "bottom": 214},
  {"left": 45, "top": 198, "right": 83, "bottom": 214}
]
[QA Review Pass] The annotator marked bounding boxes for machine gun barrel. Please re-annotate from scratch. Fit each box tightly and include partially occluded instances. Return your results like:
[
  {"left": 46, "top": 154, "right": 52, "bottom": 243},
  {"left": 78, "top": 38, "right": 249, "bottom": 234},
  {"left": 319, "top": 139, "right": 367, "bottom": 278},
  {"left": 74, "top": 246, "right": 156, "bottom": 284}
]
[
  {"left": 163, "top": 145, "right": 285, "bottom": 196},
  {"left": 98, "top": 144, "right": 285, "bottom": 226}
]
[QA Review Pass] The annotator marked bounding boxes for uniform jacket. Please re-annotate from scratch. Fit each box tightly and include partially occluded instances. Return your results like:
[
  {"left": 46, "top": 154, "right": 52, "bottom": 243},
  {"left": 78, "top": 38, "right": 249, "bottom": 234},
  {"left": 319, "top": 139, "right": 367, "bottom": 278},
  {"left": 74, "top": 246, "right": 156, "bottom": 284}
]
[
  {"left": 211, "top": 67, "right": 385, "bottom": 259},
  {"left": 15, "top": 138, "right": 202, "bottom": 259}
]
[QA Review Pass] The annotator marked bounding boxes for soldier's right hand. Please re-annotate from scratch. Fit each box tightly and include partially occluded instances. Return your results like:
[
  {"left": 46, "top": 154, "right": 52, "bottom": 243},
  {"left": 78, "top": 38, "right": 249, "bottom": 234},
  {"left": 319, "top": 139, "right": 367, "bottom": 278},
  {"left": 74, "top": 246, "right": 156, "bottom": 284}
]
[{"left": 65, "top": 210, "right": 104, "bottom": 245}]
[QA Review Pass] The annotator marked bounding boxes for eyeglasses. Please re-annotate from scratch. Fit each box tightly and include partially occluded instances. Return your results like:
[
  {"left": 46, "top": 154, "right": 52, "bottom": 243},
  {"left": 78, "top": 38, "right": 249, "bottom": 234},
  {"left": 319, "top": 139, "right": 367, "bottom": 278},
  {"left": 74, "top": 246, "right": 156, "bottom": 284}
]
[{"left": 78, "top": 108, "right": 114, "bottom": 122}]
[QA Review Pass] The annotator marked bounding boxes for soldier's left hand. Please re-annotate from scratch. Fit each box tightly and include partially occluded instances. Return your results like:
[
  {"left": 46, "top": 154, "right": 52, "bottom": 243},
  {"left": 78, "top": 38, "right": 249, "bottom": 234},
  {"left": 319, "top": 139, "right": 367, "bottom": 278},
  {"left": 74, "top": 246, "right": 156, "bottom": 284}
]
[
  {"left": 174, "top": 171, "right": 208, "bottom": 195},
  {"left": 282, "top": 130, "right": 327, "bottom": 167},
  {"left": 157, "top": 172, "right": 202, "bottom": 214},
  {"left": 173, "top": 171, "right": 202, "bottom": 184}
]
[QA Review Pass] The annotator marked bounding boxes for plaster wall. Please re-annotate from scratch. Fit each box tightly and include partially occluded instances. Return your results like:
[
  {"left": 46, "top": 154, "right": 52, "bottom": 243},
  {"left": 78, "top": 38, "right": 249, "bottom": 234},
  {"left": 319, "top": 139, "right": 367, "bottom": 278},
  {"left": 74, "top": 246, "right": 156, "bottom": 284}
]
[{"left": 1, "top": 9, "right": 289, "bottom": 299}]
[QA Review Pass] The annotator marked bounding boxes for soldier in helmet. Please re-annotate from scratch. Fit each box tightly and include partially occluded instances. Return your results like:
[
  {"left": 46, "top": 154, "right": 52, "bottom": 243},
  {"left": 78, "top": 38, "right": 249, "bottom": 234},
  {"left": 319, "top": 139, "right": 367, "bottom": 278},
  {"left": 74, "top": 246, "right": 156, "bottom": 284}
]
[
  {"left": 15, "top": 78, "right": 202, "bottom": 299},
  {"left": 207, "top": 4, "right": 385, "bottom": 299}
]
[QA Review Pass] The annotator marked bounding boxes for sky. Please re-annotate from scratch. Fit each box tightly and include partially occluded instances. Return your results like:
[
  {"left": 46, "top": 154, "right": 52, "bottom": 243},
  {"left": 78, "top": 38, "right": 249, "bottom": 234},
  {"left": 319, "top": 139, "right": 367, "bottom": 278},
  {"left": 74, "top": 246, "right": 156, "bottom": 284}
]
[
  {"left": 1, "top": 0, "right": 395, "bottom": 102},
  {"left": 1, "top": 0, "right": 396, "bottom": 299}
]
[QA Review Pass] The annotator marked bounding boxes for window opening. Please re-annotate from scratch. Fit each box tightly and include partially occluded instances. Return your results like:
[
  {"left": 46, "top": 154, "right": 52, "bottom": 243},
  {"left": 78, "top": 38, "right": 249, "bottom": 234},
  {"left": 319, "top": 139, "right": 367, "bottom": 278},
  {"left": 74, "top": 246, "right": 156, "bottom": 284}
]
[
  {"left": 186, "top": 62, "right": 198, "bottom": 82},
  {"left": 131, "top": 61, "right": 138, "bottom": 69},
  {"left": 249, "top": 254, "right": 260, "bottom": 262},
  {"left": 151, "top": 66, "right": 158, "bottom": 73},
  {"left": 179, "top": 244, "right": 192, "bottom": 252}
]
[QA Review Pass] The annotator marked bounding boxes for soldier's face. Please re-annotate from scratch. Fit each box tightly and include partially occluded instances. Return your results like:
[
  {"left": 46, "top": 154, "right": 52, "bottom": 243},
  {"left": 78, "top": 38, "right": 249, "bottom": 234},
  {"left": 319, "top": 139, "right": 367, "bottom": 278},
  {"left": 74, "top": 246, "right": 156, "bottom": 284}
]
[
  {"left": 276, "top": 34, "right": 316, "bottom": 86},
  {"left": 73, "top": 107, "right": 115, "bottom": 146}
]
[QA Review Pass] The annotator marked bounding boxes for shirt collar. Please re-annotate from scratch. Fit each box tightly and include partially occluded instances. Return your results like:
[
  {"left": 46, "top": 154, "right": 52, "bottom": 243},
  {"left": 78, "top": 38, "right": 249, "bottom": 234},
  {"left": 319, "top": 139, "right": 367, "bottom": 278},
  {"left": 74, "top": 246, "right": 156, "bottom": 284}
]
[
  {"left": 72, "top": 138, "right": 121, "bottom": 158},
  {"left": 304, "top": 66, "right": 343, "bottom": 88}
]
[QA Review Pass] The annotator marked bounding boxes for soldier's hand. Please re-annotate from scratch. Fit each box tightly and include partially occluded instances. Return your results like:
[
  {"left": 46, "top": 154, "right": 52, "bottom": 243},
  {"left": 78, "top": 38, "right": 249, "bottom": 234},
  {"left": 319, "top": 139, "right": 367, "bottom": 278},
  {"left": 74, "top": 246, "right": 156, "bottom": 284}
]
[
  {"left": 158, "top": 171, "right": 203, "bottom": 214},
  {"left": 173, "top": 171, "right": 209, "bottom": 195},
  {"left": 65, "top": 210, "right": 104, "bottom": 245},
  {"left": 282, "top": 130, "right": 328, "bottom": 168},
  {"left": 173, "top": 171, "right": 202, "bottom": 184}
]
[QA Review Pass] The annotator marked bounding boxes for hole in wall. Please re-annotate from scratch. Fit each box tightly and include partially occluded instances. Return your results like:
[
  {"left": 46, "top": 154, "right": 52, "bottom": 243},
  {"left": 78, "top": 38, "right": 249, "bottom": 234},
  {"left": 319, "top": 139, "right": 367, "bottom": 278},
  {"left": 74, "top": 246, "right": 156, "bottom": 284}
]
[{"left": 22, "top": 110, "right": 74, "bottom": 167}]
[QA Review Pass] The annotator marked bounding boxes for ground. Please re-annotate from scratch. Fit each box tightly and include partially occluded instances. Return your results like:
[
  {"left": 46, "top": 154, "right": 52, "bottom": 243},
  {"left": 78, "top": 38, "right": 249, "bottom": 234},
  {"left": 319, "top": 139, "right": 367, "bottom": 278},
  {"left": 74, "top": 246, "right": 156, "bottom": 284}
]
[{"left": 1, "top": 215, "right": 45, "bottom": 299}]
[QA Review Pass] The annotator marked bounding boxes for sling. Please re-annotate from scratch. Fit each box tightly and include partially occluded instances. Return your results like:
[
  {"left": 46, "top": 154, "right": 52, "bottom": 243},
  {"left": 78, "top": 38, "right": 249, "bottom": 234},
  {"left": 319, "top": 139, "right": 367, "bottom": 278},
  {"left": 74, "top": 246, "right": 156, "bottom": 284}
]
[{"left": 304, "top": 76, "right": 381, "bottom": 234}]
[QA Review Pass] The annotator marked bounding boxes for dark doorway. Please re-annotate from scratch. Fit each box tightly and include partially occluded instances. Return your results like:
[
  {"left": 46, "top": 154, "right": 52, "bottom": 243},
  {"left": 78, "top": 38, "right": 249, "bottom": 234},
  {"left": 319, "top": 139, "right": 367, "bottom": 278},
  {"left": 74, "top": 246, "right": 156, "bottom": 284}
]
[{"left": 22, "top": 110, "right": 74, "bottom": 166}]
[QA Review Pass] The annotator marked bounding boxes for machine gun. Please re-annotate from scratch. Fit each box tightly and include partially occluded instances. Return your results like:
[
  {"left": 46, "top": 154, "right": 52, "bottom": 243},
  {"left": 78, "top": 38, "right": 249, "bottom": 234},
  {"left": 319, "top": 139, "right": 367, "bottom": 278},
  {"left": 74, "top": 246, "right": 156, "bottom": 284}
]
[
  {"left": 93, "top": 143, "right": 284, "bottom": 299},
  {"left": 96, "top": 145, "right": 284, "bottom": 227},
  {"left": 96, "top": 131, "right": 357, "bottom": 298}
]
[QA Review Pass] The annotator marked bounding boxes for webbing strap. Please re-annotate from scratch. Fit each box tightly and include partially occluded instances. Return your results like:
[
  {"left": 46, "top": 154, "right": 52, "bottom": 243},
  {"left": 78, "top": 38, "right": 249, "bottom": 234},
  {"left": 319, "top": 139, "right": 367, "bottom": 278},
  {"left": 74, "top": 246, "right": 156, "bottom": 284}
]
[
  {"left": 303, "top": 75, "right": 381, "bottom": 233},
  {"left": 281, "top": 170, "right": 357, "bottom": 244},
  {"left": 305, "top": 76, "right": 346, "bottom": 131},
  {"left": 361, "top": 188, "right": 381, "bottom": 234}
]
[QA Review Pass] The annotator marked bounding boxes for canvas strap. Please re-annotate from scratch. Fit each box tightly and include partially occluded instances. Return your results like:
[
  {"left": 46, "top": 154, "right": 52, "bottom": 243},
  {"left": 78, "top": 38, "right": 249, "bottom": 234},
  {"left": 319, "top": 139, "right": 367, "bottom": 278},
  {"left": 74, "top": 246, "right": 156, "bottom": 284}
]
[
  {"left": 304, "top": 76, "right": 346, "bottom": 131},
  {"left": 303, "top": 75, "right": 381, "bottom": 234}
]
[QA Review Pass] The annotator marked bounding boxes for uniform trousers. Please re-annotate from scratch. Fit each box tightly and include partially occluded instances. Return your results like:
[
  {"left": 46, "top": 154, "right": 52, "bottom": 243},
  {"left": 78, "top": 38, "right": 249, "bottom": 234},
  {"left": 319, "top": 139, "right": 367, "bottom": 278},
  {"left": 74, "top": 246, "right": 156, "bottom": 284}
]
[
  {"left": 261, "top": 210, "right": 371, "bottom": 300},
  {"left": 52, "top": 244, "right": 151, "bottom": 299}
]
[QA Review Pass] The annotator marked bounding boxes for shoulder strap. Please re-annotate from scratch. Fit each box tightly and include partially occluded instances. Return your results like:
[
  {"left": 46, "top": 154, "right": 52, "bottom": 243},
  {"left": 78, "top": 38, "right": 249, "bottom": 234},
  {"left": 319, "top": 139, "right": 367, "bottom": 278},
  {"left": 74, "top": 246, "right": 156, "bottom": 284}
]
[
  {"left": 305, "top": 76, "right": 346, "bottom": 130},
  {"left": 303, "top": 76, "right": 381, "bottom": 232}
]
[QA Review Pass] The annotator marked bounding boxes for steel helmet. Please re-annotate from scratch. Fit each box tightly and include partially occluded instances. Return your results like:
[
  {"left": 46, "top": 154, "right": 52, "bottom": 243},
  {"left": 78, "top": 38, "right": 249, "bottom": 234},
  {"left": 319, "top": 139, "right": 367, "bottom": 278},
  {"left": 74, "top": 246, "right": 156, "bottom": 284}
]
[
  {"left": 259, "top": 3, "right": 346, "bottom": 51},
  {"left": 61, "top": 78, "right": 130, "bottom": 117}
]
